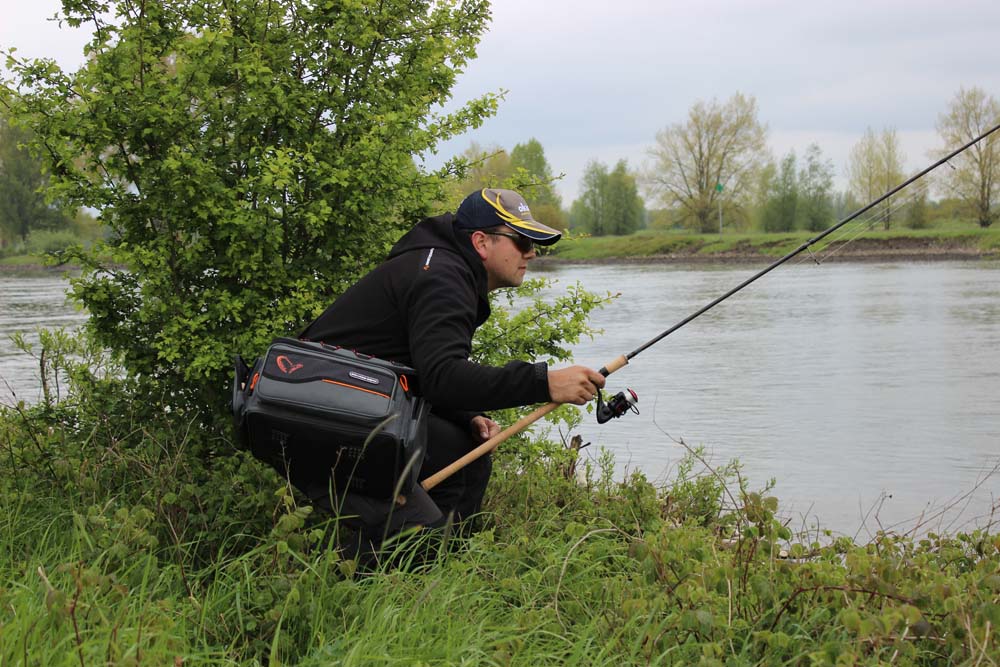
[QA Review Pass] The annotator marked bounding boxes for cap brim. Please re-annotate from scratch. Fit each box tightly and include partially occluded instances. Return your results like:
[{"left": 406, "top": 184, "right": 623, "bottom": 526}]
[{"left": 504, "top": 220, "right": 562, "bottom": 245}]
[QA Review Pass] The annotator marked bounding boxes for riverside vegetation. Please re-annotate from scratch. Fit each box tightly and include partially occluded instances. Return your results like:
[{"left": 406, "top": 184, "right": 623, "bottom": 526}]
[
  {"left": 2, "top": 1, "right": 997, "bottom": 662},
  {"left": 2, "top": 309, "right": 999, "bottom": 665},
  {"left": 545, "top": 227, "right": 1000, "bottom": 264}
]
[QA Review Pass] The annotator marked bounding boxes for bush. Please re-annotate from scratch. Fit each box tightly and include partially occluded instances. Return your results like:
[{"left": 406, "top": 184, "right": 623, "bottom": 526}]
[
  {"left": 3, "top": 0, "right": 500, "bottom": 422},
  {"left": 24, "top": 229, "right": 80, "bottom": 255}
]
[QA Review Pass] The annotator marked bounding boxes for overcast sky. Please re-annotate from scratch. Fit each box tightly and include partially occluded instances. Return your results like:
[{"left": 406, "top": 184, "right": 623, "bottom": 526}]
[{"left": 4, "top": 0, "right": 1000, "bottom": 203}]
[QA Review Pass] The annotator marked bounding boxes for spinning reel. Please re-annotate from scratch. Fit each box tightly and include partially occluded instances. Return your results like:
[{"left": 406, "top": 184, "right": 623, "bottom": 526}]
[{"left": 595, "top": 387, "right": 639, "bottom": 424}]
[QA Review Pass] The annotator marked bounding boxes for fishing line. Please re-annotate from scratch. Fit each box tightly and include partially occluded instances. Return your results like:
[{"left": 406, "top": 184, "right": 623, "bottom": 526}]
[
  {"left": 790, "top": 178, "right": 933, "bottom": 267},
  {"left": 785, "top": 180, "right": 926, "bottom": 267},
  {"left": 817, "top": 180, "right": 932, "bottom": 264}
]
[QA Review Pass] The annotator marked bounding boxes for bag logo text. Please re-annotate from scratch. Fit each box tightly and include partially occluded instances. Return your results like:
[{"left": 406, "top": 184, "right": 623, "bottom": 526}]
[{"left": 349, "top": 371, "right": 380, "bottom": 385}]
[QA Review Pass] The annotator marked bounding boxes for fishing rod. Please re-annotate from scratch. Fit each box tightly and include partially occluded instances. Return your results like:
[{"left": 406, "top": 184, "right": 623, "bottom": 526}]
[{"left": 420, "top": 120, "right": 1000, "bottom": 492}]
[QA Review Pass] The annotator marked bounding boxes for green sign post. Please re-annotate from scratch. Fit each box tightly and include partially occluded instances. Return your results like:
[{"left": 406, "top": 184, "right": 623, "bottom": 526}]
[{"left": 716, "top": 183, "right": 723, "bottom": 233}]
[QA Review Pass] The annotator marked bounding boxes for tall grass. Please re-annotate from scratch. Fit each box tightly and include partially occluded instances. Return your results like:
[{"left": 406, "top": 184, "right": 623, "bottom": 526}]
[{"left": 2, "top": 372, "right": 999, "bottom": 664}]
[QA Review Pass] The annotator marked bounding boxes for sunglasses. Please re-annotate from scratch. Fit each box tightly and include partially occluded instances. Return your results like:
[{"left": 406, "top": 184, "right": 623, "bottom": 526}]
[{"left": 482, "top": 231, "right": 534, "bottom": 253}]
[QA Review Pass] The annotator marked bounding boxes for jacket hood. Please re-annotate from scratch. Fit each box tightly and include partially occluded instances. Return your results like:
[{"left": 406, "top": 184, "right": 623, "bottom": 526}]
[
  {"left": 390, "top": 213, "right": 485, "bottom": 277},
  {"left": 389, "top": 212, "right": 490, "bottom": 316}
]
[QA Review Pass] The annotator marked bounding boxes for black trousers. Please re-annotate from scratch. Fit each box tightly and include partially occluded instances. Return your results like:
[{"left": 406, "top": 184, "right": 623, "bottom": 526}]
[
  {"left": 306, "top": 413, "right": 492, "bottom": 559},
  {"left": 421, "top": 413, "right": 493, "bottom": 525}
]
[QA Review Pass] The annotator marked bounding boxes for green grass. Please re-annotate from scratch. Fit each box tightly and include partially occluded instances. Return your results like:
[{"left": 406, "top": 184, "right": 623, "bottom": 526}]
[
  {"left": 551, "top": 226, "right": 1000, "bottom": 262},
  {"left": 0, "top": 253, "right": 48, "bottom": 267},
  {"left": 3, "top": 397, "right": 999, "bottom": 665}
]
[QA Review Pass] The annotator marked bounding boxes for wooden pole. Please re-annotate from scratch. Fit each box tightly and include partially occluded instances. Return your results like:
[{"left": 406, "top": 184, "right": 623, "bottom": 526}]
[{"left": 420, "top": 354, "right": 629, "bottom": 491}]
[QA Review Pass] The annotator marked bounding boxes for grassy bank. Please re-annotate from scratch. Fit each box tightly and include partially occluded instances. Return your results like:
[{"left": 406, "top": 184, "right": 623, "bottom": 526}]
[
  {"left": 2, "top": 391, "right": 999, "bottom": 665},
  {"left": 548, "top": 227, "right": 1000, "bottom": 263}
]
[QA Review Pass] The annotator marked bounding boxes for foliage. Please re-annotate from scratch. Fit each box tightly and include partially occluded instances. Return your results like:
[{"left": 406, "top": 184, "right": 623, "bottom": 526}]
[
  {"left": 797, "top": 144, "right": 836, "bottom": 232},
  {"left": 904, "top": 186, "right": 930, "bottom": 230},
  {"left": 549, "top": 227, "right": 1000, "bottom": 261},
  {"left": 758, "top": 151, "right": 798, "bottom": 232},
  {"left": 755, "top": 145, "right": 834, "bottom": 234},
  {"left": 3, "top": 350, "right": 999, "bottom": 664},
  {"left": 569, "top": 159, "right": 644, "bottom": 236},
  {"left": 1, "top": 0, "right": 498, "bottom": 422},
  {"left": 445, "top": 141, "right": 514, "bottom": 202},
  {"left": 0, "top": 113, "right": 73, "bottom": 245},
  {"left": 445, "top": 138, "right": 568, "bottom": 231},
  {"left": 23, "top": 229, "right": 81, "bottom": 255},
  {"left": 645, "top": 92, "right": 768, "bottom": 233},
  {"left": 935, "top": 86, "right": 1000, "bottom": 228},
  {"left": 847, "top": 127, "right": 905, "bottom": 230},
  {"left": 511, "top": 138, "right": 563, "bottom": 205},
  {"left": 471, "top": 276, "right": 614, "bottom": 457}
]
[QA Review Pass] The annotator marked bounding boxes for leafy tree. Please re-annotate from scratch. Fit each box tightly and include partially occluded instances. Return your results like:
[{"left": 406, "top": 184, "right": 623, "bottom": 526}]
[
  {"left": 904, "top": 184, "right": 929, "bottom": 229},
  {"left": 0, "top": 114, "right": 72, "bottom": 245},
  {"left": 1, "top": 0, "right": 497, "bottom": 419},
  {"left": 510, "top": 138, "right": 566, "bottom": 231},
  {"left": 759, "top": 151, "right": 798, "bottom": 232},
  {"left": 797, "top": 143, "right": 835, "bottom": 232},
  {"left": 926, "top": 196, "right": 967, "bottom": 226},
  {"left": 447, "top": 141, "right": 513, "bottom": 202},
  {"left": 847, "top": 127, "right": 904, "bottom": 230},
  {"left": 832, "top": 190, "right": 861, "bottom": 222},
  {"left": 510, "top": 138, "right": 561, "bottom": 207},
  {"left": 570, "top": 159, "right": 644, "bottom": 236},
  {"left": 646, "top": 207, "right": 679, "bottom": 231},
  {"left": 571, "top": 161, "right": 609, "bottom": 236},
  {"left": 935, "top": 86, "right": 1000, "bottom": 228},
  {"left": 442, "top": 140, "right": 567, "bottom": 231},
  {"left": 645, "top": 93, "right": 768, "bottom": 233},
  {"left": 604, "top": 160, "right": 644, "bottom": 235}
]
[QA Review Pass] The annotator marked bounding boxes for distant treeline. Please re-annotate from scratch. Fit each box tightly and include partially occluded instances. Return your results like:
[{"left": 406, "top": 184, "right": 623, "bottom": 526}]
[{"left": 453, "top": 88, "right": 1000, "bottom": 237}]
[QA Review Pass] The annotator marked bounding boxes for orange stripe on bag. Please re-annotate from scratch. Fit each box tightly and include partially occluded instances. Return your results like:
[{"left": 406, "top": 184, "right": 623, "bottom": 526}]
[
  {"left": 399, "top": 375, "right": 409, "bottom": 393},
  {"left": 322, "top": 379, "right": 390, "bottom": 399},
  {"left": 249, "top": 372, "right": 260, "bottom": 391}
]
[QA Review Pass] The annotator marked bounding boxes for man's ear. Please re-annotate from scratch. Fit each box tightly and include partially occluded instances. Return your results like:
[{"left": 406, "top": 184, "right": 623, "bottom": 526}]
[{"left": 469, "top": 230, "right": 490, "bottom": 260}]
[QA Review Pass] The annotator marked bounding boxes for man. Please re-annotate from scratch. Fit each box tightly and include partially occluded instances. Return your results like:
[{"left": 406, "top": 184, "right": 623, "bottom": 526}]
[{"left": 299, "top": 188, "right": 605, "bottom": 551}]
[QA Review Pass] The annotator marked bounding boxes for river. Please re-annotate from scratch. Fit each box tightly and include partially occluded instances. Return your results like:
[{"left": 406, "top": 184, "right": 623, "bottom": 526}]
[
  {"left": 536, "top": 260, "right": 1000, "bottom": 538},
  {"left": 0, "top": 274, "right": 88, "bottom": 405},
  {"left": 2, "top": 262, "right": 998, "bottom": 537}
]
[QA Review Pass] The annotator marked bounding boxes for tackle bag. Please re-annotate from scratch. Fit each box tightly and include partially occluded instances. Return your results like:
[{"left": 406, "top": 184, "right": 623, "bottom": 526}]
[{"left": 232, "top": 338, "right": 428, "bottom": 501}]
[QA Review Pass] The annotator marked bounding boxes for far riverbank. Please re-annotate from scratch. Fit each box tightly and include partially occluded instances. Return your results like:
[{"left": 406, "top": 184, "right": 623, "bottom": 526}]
[
  {"left": 3, "top": 229, "right": 999, "bottom": 273},
  {"left": 541, "top": 227, "right": 1000, "bottom": 265}
]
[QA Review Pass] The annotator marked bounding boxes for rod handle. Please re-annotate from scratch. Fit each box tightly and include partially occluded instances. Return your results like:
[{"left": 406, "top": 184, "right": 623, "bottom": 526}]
[
  {"left": 418, "top": 354, "right": 630, "bottom": 492},
  {"left": 599, "top": 354, "right": 628, "bottom": 377}
]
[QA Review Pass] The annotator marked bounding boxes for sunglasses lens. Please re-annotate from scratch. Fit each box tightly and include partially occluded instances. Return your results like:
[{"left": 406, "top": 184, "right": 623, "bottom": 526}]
[{"left": 516, "top": 236, "right": 534, "bottom": 252}]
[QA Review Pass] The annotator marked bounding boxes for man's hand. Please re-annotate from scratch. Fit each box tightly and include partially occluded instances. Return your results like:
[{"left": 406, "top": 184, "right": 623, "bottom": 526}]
[
  {"left": 548, "top": 366, "right": 606, "bottom": 405},
  {"left": 470, "top": 415, "right": 501, "bottom": 442}
]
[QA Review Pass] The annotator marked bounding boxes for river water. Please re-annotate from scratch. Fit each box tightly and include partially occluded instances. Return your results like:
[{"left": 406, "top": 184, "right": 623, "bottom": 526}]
[
  {"left": 537, "top": 260, "right": 1000, "bottom": 539},
  {"left": 0, "top": 274, "right": 88, "bottom": 405},
  {"left": 2, "top": 262, "right": 998, "bottom": 537}
]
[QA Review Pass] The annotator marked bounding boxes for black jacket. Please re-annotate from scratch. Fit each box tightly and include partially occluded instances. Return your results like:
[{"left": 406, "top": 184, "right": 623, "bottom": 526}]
[{"left": 300, "top": 214, "right": 551, "bottom": 414}]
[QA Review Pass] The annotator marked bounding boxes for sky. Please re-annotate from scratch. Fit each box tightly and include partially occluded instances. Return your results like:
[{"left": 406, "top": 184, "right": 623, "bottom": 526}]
[{"left": 3, "top": 0, "right": 1000, "bottom": 204}]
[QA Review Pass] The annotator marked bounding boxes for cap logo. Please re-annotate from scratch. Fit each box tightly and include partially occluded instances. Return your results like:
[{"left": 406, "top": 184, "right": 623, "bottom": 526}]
[{"left": 517, "top": 202, "right": 530, "bottom": 213}]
